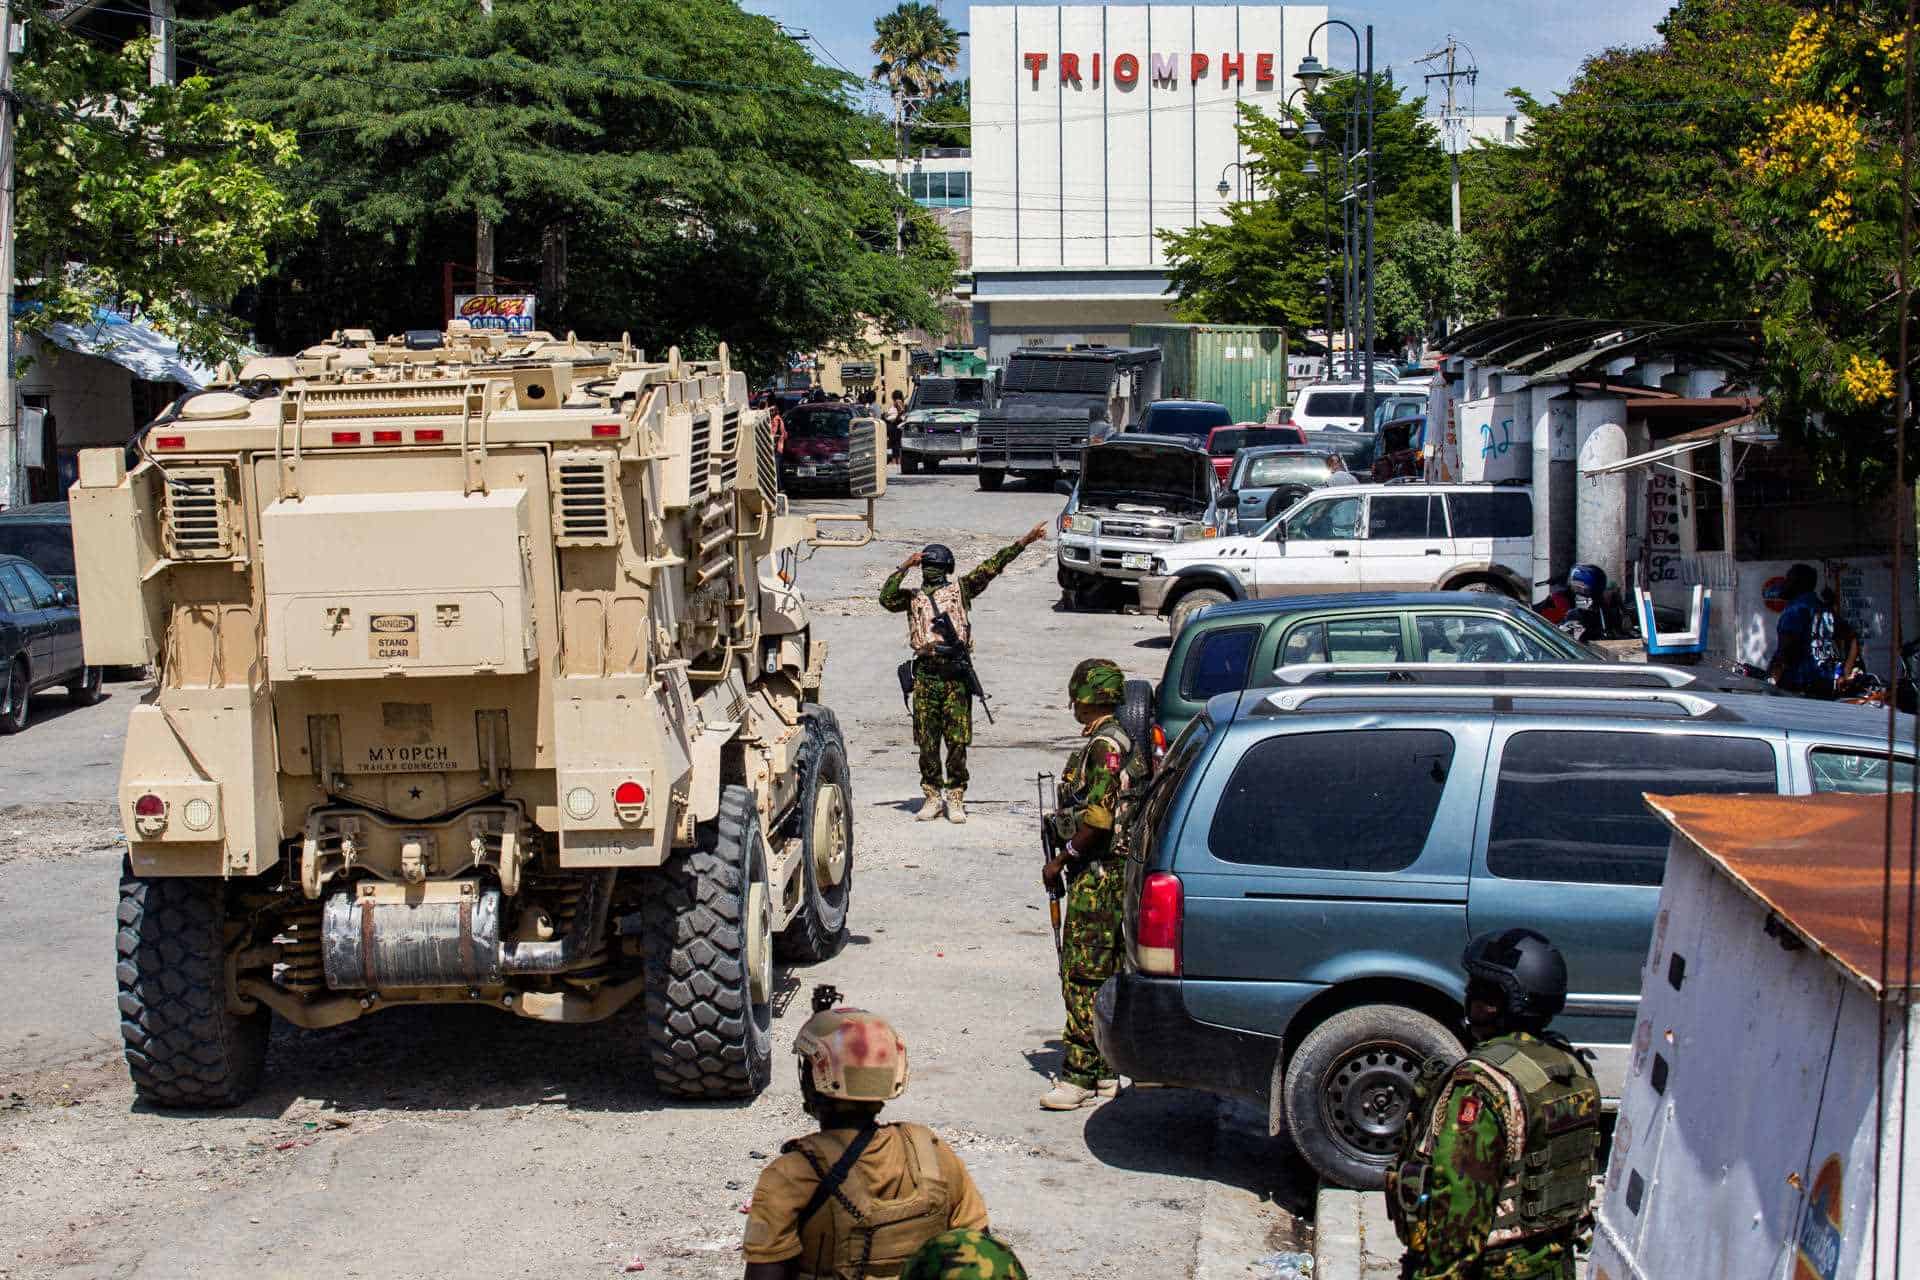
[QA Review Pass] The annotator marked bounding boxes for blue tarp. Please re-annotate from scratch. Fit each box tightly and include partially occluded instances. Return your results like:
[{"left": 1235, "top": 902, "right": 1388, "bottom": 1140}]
[{"left": 41, "top": 307, "right": 216, "bottom": 389}]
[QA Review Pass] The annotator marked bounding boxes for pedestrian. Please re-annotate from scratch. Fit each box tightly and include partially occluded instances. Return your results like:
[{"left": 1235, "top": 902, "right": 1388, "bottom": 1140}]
[
  {"left": 900, "top": 1229, "right": 1029, "bottom": 1280},
  {"left": 1386, "top": 928, "right": 1600, "bottom": 1280},
  {"left": 742, "top": 993, "right": 991, "bottom": 1280},
  {"left": 883, "top": 390, "right": 907, "bottom": 462},
  {"left": 1037, "top": 658, "right": 1147, "bottom": 1111},
  {"left": 1769, "top": 563, "right": 1844, "bottom": 697},
  {"left": 880, "top": 524, "right": 1047, "bottom": 823}
]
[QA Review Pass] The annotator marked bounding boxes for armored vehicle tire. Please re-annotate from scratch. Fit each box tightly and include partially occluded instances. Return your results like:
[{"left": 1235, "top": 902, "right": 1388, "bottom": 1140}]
[
  {"left": 1280, "top": 1003, "right": 1464, "bottom": 1190},
  {"left": 115, "top": 866, "right": 269, "bottom": 1108},
  {"left": 642, "top": 785, "right": 776, "bottom": 1099},
  {"left": 1168, "top": 588, "right": 1231, "bottom": 640},
  {"left": 901, "top": 455, "right": 921, "bottom": 475},
  {"left": 776, "top": 708, "right": 854, "bottom": 963},
  {"left": 0, "top": 658, "right": 27, "bottom": 734},
  {"left": 67, "top": 665, "right": 105, "bottom": 705},
  {"left": 977, "top": 469, "right": 1005, "bottom": 491}
]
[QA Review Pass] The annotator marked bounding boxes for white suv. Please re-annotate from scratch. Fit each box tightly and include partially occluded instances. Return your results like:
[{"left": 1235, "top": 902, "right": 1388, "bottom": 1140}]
[
  {"left": 1136, "top": 483, "right": 1534, "bottom": 636},
  {"left": 1282, "top": 381, "right": 1430, "bottom": 432}
]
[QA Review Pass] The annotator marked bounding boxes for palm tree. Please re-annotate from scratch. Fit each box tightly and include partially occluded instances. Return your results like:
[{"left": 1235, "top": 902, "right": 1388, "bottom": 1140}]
[{"left": 871, "top": 2, "right": 961, "bottom": 254}]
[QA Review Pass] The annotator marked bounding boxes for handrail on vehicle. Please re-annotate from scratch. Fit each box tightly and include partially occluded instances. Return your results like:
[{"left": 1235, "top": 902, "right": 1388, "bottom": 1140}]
[
  {"left": 1268, "top": 661, "right": 1703, "bottom": 688},
  {"left": 1260, "top": 682, "right": 1728, "bottom": 719}
]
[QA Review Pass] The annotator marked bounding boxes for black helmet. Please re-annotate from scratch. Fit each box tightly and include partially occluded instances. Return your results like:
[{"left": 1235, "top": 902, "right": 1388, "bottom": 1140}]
[
  {"left": 921, "top": 544, "right": 956, "bottom": 573},
  {"left": 1462, "top": 928, "right": 1568, "bottom": 1026}
]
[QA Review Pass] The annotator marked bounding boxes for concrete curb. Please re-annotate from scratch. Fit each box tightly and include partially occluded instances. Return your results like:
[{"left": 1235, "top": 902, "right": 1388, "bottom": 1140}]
[{"left": 1312, "top": 1186, "right": 1398, "bottom": 1280}]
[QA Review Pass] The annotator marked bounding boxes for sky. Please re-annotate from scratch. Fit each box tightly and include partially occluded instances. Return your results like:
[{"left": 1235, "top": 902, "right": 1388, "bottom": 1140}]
[{"left": 741, "top": 0, "right": 1679, "bottom": 118}]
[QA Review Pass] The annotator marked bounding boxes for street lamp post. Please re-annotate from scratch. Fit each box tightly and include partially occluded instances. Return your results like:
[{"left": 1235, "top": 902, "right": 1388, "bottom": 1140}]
[{"left": 1299, "top": 21, "right": 1377, "bottom": 429}]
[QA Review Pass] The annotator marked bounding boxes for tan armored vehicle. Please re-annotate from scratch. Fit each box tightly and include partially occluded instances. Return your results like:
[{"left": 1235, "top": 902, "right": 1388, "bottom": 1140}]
[{"left": 72, "top": 331, "right": 884, "bottom": 1107}]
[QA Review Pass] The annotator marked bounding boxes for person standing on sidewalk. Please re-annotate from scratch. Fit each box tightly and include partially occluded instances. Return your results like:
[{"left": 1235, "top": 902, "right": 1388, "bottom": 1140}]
[
  {"left": 879, "top": 524, "right": 1047, "bottom": 823},
  {"left": 1386, "top": 929, "right": 1600, "bottom": 1280},
  {"left": 1037, "top": 659, "right": 1145, "bottom": 1111}
]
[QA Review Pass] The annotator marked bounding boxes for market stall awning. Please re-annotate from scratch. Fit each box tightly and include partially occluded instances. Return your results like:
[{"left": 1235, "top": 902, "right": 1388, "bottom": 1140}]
[
  {"left": 43, "top": 309, "right": 215, "bottom": 389},
  {"left": 1580, "top": 414, "right": 1775, "bottom": 477}
]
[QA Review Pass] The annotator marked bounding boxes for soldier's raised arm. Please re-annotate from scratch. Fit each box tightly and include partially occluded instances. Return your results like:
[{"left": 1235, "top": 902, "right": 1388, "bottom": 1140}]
[
  {"left": 960, "top": 522, "right": 1047, "bottom": 602},
  {"left": 880, "top": 549, "right": 923, "bottom": 612}
]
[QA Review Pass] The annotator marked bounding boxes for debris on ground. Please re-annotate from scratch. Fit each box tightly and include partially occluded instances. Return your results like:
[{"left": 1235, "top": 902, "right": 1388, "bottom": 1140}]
[{"left": 1251, "top": 1251, "right": 1313, "bottom": 1279}]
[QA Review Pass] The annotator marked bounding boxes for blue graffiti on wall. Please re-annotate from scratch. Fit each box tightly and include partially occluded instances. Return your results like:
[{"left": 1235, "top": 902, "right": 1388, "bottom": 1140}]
[{"left": 1480, "top": 419, "right": 1514, "bottom": 459}]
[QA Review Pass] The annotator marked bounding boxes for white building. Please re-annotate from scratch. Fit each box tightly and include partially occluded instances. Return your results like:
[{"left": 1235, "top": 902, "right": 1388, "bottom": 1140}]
[{"left": 968, "top": 2, "right": 1328, "bottom": 361}]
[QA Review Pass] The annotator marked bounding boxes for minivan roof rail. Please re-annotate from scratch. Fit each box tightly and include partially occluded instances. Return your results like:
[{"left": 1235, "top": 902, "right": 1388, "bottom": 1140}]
[
  {"left": 1270, "top": 661, "right": 1704, "bottom": 689},
  {"left": 1258, "top": 683, "right": 1735, "bottom": 720}
]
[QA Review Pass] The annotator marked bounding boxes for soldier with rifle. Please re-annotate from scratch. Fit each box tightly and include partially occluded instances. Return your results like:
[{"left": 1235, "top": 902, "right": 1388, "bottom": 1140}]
[
  {"left": 1036, "top": 659, "right": 1146, "bottom": 1112},
  {"left": 880, "top": 524, "right": 1047, "bottom": 824}
]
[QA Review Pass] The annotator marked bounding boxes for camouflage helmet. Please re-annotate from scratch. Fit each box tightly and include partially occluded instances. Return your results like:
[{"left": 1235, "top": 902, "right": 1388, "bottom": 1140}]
[
  {"left": 901, "top": 1230, "right": 1029, "bottom": 1280},
  {"left": 793, "top": 1005, "right": 909, "bottom": 1102},
  {"left": 1068, "top": 658, "right": 1125, "bottom": 707}
]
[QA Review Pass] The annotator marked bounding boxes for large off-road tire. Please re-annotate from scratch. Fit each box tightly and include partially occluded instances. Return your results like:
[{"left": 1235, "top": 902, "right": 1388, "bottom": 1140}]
[
  {"left": 776, "top": 708, "right": 853, "bottom": 963},
  {"left": 901, "top": 454, "right": 921, "bottom": 475},
  {"left": 115, "top": 867, "right": 269, "bottom": 1108},
  {"left": 67, "top": 665, "right": 105, "bottom": 705},
  {"left": 1168, "top": 587, "right": 1231, "bottom": 640},
  {"left": 642, "top": 785, "right": 776, "bottom": 1099},
  {"left": 1280, "top": 1003, "right": 1463, "bottom": 1190},
  {"left": 0, "top": 657, "right": 29, "bottom": 734},
  {"left": 1117, "top": 679, "right": 1156, "bottom": 767},
  {"left": 977, "top": 468, "right": 1005, "bottom": 491}
]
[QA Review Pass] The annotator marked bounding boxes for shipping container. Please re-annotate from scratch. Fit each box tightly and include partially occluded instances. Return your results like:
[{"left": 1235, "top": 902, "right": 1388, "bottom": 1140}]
[
  {"left": 1128, "top": 323, "right": 1289, "bottom": 425},
  {"left": 1591, "top": 791, "right": 1918, "bottom": 1280}
]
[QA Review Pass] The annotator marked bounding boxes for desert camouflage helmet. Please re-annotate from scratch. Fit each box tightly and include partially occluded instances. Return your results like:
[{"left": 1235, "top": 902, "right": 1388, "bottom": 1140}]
[
  {"left": 1067, "top": 658, "right": 1125, "bottom": 707},
  {"left": 794, "top": 1005, "right": 909, "bottom": 1102},
  {"left": 901, "top": 1229, "right": 1029, "bottom": 1280}
]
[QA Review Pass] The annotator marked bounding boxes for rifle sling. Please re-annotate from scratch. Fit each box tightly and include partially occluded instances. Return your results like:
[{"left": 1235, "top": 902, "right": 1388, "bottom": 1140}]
[{"left": 796, "top": 1122, "right": 880, "bottom": 1230}]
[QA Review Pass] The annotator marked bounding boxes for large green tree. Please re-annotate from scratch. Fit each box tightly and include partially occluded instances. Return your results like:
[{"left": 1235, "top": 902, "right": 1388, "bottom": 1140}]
[
  {"left": 1160, "top": 77, "right": 1448, "bottom": 339},
  {"left": 193, "top": 0, "right": 952, "bottom": 375},
  {"left": 13, "top": 8, "right": 308, "bottom": 363}
]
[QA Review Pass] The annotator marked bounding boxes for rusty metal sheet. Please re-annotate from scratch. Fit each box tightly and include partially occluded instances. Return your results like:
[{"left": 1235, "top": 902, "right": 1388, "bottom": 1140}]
[{"left": 1646, "top": 791, "right": 1918, "bottom": 994}]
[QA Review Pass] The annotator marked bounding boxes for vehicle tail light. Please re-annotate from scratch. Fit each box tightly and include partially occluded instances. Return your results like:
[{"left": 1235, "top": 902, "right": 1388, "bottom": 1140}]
[
  {"left": 1136, "top": 872, "right": 1183, "bottom": 976},
  {"left": 592, "top": 423, "right": 622, "bottom": 438},
  {"left": 154, "top": 435, "right": 185, "bottom": 450},
  {"left": 414, "top": 429, "right": 445, "bottom": 443},
  {"left": 133, "top": 793, "right": 166, "bottom": 817},
  {"left": 1151, "top": 723, "right": 1168, "bottom": 757},
  {"left": 372, "top": 430, "right": 402, "bottom": 443},
  {"left": 613, "top": 781, "right": 647, "bottom": 807},
  {"left": 331, "top": 431, "right": 361, "bottom": 445}
]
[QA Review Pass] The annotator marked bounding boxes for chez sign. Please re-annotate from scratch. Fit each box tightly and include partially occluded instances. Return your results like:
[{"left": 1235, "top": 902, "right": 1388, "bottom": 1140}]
[{"left": 1021, "top": 50, "right": 1279, "bottom": 89}]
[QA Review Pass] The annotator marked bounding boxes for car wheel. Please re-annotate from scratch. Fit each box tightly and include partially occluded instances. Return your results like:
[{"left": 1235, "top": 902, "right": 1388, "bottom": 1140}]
[
  {"left": 1168, "top": 588, "right": 1231, "bottom": 639},
  {"left": 1281, "top": 1003, "right": 1464, "bottom": 1190},
  {"left": 68, "top": 665, "right": 106, "bottom": 705},
  {"left": 0, "top": 658, "right": 28, "bottom": 734},
  {"left": 901, "top": 455, "right": 920, "bottom": 475}
]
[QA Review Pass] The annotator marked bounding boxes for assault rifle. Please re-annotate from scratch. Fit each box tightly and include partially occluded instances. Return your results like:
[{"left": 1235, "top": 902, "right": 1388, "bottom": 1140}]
[
  {"left": 1035, "top": 772, "right": 1064, "bottom": 954},
  {"left": 930, "top": 611, "right": 995, "bottom": 724}
]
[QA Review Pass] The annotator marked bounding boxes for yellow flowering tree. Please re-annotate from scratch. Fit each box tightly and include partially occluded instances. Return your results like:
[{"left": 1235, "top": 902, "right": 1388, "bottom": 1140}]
[{"left": 1741, "top": 4, "right": 1911, "bottom": 482}]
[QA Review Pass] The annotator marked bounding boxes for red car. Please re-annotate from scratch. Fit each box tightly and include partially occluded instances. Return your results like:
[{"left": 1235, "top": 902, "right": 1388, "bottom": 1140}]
[{"left": 1204, "top": 424, "right": 1306, "bottom": 482}]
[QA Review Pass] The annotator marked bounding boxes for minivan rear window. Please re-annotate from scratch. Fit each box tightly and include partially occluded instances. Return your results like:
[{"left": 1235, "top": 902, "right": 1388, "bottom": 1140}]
[
  {"left": 1446, "top": 491, "right": 1531, "bottom": 538},
  {"left": 1301, "top": 391, "right": 1364, "bottom": 419},
  {"left": 1208, "top": 729, "right": 1455, "bottom": 870},
  {"left": 1487, "top": 731, "right": 1778, "bottom": 885},
  {"left": 1183, "top": 626, "right": 1258, "bottom": 701}
]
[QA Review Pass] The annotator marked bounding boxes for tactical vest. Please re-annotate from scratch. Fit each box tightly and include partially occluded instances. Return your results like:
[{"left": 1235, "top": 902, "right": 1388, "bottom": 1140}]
[
  {"left": 1402, "top": 1035, "right": 1599, "bottom": 1249},
  {"left": 906, "top": 583, "right": 971, "bottom": 658},
  {"left": 1059, "top": 722, "right": 1147, "bottom": 857},
  {"left": 786, "top": 1123, "right": 953, "bottom": 1280}
]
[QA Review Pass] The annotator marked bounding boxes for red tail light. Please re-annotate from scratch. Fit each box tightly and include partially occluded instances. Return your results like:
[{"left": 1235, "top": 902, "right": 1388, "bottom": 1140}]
[
  {"left": 592, "top": 423, "right": 622, "bottom": 438},
  {"left": 154, "top": 435, "right": 185, "bottom": 450},
  {"left": 414, "top": 429, "right": 445, "bottom": 443},
  {"left": 372, "top": 430, "right": 402, "bottom": 443},
  {"left": 1137, "top": 872, "right": 1183, "bottom": 976},
  {"left": 331, "top": 431, "right": 361, "bottom": 445},
  {"left": 132, "top": 793, "right": 165, "bottom": 817},
  {"left": 613, "top": 781, "right": 647, "bottom": 807},
  {"left": 1151, "top": 723, "right": 1168, "bottom": 758}
]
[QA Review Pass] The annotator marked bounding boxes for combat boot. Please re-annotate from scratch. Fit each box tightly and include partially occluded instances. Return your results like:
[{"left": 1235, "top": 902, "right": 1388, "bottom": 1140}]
[
  {"left": 1095, "top": 1078, "right": 1121, "bottom": 1098},
  {"left": 1039, "top": 1078, "right": 1102, "bottom": 1111},
  {"left": 915, "top": 786, "right": 945, "bottom": 821},
  {"left": 944, "top": 789, "right": 967, "bottom": 823}
]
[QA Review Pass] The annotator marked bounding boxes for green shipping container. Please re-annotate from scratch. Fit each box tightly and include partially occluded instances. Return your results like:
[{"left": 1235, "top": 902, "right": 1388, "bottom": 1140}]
[{"left": 1127, "top": 323, "right": 1289, "bottom": 425}]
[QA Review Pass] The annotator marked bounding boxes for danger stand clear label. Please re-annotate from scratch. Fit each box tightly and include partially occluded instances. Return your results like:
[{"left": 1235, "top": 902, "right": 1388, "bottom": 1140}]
[{"left": 369, "top": 614, "right": 418, "bottom": 661}]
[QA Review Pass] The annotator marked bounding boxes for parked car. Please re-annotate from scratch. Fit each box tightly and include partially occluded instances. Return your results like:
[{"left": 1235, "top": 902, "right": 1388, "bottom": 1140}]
[
  {"left": 1056, "top": 434, "right": 1224, "bottom": 608},
  {"left": 778, "top": 401, "right": 864, "bottom": 495},
  {"left": 1302, "top": 428, "right": 1379, "bottom": 476},
  {"left": 0, "top": 503, "right": 77, "bottom": 596},
  {"left": 1094, "top": 671, "right": 1915, "bottom": 1188},
  {"left": 1133, "top": 400, "right": 1233, "bottom": 440},
  {"left": 1219, "top": 446, "right": 1349, "bottom": 534},
  {"left": 1147, "top": 591, "right": 1599, "bottom": 742},
  {"left": 1370, "top": 393, "right": 1428, "bottom": 430},
  {"left": 1370, "top": 416, "right": 1425, "bottom": 481},
  {"left": 1138, "top": 483, "right": 1535, "bottom": 636},
  {"left": 1203, "top": 424, "right": 1306, "bottom": 483},
  {"left": 1286, "top": 381, "right": 1430, "bottom": 432},
  {"left": 0, "top": 552, "right": 101, "bottom": 732}
]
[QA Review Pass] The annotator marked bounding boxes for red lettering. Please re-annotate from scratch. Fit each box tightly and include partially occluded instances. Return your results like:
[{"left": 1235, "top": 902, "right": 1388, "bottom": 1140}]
[
  {"left": 1190, "top": 52, "right": 1209, "bottom": 83},
  {"left": 1024, "top": 51, "right": 1048, "bottom": 88},
  {"left": 1113, "top": 52, "right": 1139, "bottom": 85},
  {"left": 1221, "top": 51, "right": 1245, "bottom": 84},
  {"left": 1060, "top": 51, "right": 1081, "bottom": 84},
  {"left": 1255, "top": 52, "right": 1275, "bottom": 84},
  {"left": 1093, "top": 52, "right": 1101, "bottom": 85}
]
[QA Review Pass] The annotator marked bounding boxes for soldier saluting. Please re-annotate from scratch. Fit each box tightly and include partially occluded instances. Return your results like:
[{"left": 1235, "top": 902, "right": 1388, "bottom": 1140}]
[
  {"left": 1038, "top": 659, "right": 1145, "bottom": 1112},
  {"left": 1387, "top": 929, "right": 1600, "bottom": 1280},
  {"left": 880, "top": 524, "right": 1047, "bottom": 823}
]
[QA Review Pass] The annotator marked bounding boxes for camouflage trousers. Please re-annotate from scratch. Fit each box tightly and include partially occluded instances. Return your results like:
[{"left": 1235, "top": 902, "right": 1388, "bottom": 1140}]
[
  {"left": 1059, "top": 859, "right": 1124, "bottom": 1088},
  {"left": 911, "top": 668, "right": 972, "bottom": 790},
  {"left": 1401, "top": 1237, "right": 1578, "bottom": 1280}
]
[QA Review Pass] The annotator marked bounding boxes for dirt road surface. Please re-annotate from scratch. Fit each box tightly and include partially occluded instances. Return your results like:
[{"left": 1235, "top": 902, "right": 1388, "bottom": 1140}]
[{"left": 0, "top": 470, "right": 1314, "bottom": 1278}]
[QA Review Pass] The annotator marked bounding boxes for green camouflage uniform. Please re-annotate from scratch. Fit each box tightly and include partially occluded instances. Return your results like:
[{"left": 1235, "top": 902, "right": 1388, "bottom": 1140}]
[
  {"left": 880, "top": 540, "right": 1029, "bottom": 791},
  {"left": 1051, "top": 662, "right": 1146, "bottom": 1089},
  {"left": 1387, "top": 1033, "right": 1596, "bottom": 1280},
  {"left": 900, "top": 1229, "right": 1029, "bottom": 1280}
]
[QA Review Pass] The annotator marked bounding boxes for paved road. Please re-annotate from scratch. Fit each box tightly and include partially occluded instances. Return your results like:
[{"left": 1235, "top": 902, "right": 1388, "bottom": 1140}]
[{"left": 0, "top": 469, "right": 1314, "bottom": 1278}]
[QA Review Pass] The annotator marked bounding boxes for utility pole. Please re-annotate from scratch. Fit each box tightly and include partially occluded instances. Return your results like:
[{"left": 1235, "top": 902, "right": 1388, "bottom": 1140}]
[
  {"left": 0, "top": 0, "right": 16, "bottom": 511},
  {"left": 148, "top": 0, "right": 173, "bottom": 87},
  {"left": 1417, "top": 35, "right": 1478, "bottom": 238}
]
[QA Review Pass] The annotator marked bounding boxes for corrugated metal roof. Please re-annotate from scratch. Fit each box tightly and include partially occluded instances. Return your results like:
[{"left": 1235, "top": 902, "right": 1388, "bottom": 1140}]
[{"left": 1647, "top": 792, "right": 1920, "bottom": 995}]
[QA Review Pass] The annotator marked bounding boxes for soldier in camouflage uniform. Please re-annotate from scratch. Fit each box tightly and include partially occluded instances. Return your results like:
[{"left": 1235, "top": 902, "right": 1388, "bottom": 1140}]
[
  {"left": 900, "top": 1229, "right": 1029, "bottom": 1280},
  {"left": 1038, "top": 659, "right": 1147, "bottom": 1111},
  {"left": 880, "top": 524, "right": 1047, "bottom": 823},
  {"left": 1387, "top": 929, "right": 1600, "bottom": 1280}
]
